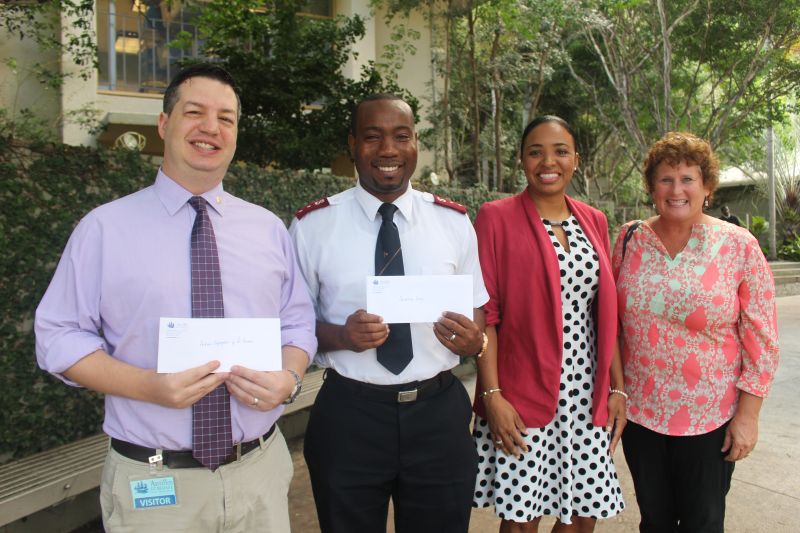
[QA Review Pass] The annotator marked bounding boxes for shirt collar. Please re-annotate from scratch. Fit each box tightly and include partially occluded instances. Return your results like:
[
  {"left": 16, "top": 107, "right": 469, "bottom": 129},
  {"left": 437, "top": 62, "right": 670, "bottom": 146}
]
[
  {"left": 154, "top": 168, "right": 226, "bottom": 217},
  {"left": 354, "top": 180, "right": 414, "bottom": 222}
]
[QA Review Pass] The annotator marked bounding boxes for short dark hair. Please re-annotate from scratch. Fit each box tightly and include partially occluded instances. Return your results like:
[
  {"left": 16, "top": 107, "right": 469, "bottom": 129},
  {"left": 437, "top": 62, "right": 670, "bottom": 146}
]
[
  {"left": 520, "top": 115, "right": 578, "bottom": 157},
  {"left": 350, "top": 94, "right": 410, "bottom": 136},
  {"left": 163, "top": 63, "right": 241, "bottom": 117}
]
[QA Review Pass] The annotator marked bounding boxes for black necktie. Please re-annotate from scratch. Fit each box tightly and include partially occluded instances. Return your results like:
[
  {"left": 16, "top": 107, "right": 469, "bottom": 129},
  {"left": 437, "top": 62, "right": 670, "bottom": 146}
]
[{"left": 375, "top": 203, "right": 414, "bottom": 374}]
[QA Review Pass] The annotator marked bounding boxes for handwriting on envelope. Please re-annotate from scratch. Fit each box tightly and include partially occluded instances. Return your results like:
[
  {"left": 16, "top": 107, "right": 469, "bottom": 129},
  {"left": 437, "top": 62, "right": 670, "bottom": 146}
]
[
  {"left": 366, "top": 275, "right": 473, "bottom": 323},
  {"left": 157, "top": 318, "right": 282, "bottom": 373}
]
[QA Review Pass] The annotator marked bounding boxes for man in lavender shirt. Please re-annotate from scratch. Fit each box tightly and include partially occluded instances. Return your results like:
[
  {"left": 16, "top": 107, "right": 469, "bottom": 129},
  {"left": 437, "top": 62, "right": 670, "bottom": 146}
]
[{"left": 34, "top": 64, "right": 316, "bottom": 532}]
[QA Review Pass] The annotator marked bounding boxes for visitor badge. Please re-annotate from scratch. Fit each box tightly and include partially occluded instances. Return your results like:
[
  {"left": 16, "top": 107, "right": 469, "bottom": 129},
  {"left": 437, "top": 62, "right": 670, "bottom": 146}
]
[{"left": 130, "top": 476, "right": 178, "bottom": 509}]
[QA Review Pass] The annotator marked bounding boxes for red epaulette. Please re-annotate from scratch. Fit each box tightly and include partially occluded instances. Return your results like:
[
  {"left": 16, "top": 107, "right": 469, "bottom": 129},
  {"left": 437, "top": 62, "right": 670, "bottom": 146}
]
[
  {"left": 295, "top": 198, "right": 330, "bottom": 219},
  {"left": 433, "top": 195, "right": 467, "bottom": 214}
]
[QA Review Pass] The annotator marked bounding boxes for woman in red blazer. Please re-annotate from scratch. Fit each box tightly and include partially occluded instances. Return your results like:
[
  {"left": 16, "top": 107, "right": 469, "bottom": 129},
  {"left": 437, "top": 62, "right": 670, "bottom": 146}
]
[{"left": 472, "top": 116, "right": 627, "bottom": 532}]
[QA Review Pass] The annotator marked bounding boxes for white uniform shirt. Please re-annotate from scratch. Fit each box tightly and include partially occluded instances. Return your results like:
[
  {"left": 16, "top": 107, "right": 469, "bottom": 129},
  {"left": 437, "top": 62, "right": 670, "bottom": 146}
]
[{"left": 290, "top": 182, "right": 489, "bottom": 385}]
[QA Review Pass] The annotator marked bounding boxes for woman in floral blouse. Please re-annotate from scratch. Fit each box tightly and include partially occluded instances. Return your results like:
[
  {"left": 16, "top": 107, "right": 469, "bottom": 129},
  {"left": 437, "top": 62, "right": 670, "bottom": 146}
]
[{"left": 612, "top": 132, "right": 779, "bottom": 533}]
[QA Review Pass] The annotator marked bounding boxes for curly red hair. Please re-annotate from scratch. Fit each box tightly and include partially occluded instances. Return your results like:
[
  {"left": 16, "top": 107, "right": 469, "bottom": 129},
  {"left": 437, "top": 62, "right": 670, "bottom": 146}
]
[{"left": 643, "top": 132, "right": 720, "bottom": 200}]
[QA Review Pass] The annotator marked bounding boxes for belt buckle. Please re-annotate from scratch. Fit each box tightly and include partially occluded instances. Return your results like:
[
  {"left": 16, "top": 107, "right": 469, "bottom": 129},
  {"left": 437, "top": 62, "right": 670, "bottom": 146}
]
[{"left": 397, "top": 389, "right": 418, "bottom": 403}]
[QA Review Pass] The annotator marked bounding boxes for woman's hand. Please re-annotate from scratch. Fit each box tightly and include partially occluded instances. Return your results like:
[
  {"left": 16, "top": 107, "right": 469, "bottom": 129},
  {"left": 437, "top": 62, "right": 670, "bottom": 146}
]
[
  {"left": 722, "top": 391, "right": 763, "bottom": 461},
  {"left": 722, "top": 412, "right": 759, "bottom": 461},
  {"left": 484, "top": 393, "right": 528, "bottom": 458},
  {"left": 606, "top": 393, "right": 627, "bottom": 454}
]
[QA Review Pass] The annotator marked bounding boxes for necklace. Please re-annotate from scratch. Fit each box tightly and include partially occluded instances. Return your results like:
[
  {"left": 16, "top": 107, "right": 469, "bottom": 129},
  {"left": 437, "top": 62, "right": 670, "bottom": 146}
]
[{"left": 542, "top": 217, "right": 570, "bottom": 227}]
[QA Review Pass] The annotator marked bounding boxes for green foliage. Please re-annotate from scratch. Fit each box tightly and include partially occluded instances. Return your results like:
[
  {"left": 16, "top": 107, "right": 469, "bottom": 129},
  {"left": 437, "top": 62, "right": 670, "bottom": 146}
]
[
  {"left": 193, "top": 0, "right": 417, "bottom": 170},
  {"left": 0, "top": 141, "right": 152, "bottom": 463},
  {"left": 778, "top": 233, "right": 800, "bottom": 261},
  {"left": 377, "top": 0, "right": 800, "bottom": 208},
  {"left": 2, "top": 1, "right": 99, "bottom": 143},
  {"left": 1, "top": 0, "right": 97, "bottom": 83},
  {"left": 0, "top": 137, "right": 504, "bottom": 462},
  {"left": 750, "top": 214, "right": 769, "bottom": 246},
  {"left": 566, "top": 0, "right": 800, "bottom": 191}
]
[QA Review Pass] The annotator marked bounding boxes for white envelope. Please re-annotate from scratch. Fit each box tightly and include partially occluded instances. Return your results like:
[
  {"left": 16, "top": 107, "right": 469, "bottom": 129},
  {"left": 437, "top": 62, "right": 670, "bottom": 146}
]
[
  {"left": 366, "top": 275, "right": 473, "bottom": 323},
  {"left": 157, "top": 317, "right": 282, "bottom": 373}
]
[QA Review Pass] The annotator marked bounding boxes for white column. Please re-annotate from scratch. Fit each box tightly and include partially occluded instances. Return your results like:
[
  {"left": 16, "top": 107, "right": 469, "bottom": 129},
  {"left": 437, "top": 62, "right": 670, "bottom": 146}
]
[{"left": 60, "top": 5, "right": 99, "bottom": 146}]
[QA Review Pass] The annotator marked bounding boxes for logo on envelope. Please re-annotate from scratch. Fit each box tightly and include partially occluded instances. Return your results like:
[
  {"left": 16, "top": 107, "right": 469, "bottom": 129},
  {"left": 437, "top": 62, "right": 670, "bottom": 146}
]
[{"left": 162, "top": 319, "right": 189, "bottom": 339}]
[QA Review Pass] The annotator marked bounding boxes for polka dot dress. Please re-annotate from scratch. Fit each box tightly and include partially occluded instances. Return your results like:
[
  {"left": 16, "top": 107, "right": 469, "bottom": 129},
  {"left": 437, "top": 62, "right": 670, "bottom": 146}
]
[{"left": 473, "top": 215, "right": 624, "bottom": 524}]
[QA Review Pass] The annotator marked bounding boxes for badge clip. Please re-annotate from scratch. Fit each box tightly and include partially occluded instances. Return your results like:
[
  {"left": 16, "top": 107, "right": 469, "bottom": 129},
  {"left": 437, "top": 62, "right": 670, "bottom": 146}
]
[{"left": 148, "top": 451, "right": 164, "bottom": 473}]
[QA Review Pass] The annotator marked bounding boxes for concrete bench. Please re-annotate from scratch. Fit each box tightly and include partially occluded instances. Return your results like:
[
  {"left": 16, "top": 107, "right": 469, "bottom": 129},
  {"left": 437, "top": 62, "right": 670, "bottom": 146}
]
[
  {"left": 0, "top": 433, "right": 108, "bottom": 527},
  {"left": 0, "top": 370, "right": 326, "bottom": 528}
]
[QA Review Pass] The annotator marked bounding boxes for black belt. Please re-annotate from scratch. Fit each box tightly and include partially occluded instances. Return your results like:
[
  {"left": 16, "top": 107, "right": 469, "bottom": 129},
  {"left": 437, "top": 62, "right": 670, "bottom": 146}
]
[
  {"left": 326, "top": 369, "right": 453, "bottom": 403},
  {"left": 110, "top": 425, "right": 275, "bottom": 469}
]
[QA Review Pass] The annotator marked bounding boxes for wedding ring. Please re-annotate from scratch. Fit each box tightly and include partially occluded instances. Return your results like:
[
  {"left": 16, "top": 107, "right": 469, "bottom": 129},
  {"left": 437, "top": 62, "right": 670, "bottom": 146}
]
[
  {"left": 449, "top": 332, "right": 457, "bottom": 342},
  {"left": 495, "top": 440, "right": 503, "bottom": 445},
  {"left": 251, "top": 396, "right": 259, "bottom": 406}
]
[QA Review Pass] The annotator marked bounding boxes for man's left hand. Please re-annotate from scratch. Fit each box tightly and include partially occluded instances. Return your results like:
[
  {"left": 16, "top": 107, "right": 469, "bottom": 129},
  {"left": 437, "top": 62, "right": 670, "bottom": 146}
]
[
  {"left": 434, "top": 311, "right": 483, "bottom": 356},
  {"left": 226, "top": 366, "right": 295, "bottom": 411}
]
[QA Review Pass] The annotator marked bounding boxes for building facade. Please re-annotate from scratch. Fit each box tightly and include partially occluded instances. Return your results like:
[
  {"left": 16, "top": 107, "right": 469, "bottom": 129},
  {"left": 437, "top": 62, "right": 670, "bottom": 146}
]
[{"left": 1, "top": 0, "right": 439, "bottom": 174}]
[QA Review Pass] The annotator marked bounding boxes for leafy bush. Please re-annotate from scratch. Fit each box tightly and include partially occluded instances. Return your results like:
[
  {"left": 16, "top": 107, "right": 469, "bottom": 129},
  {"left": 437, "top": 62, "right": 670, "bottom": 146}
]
[
  {"left": 750, "top": 215, "right": 769, "bottom": 237},
  {"left": 0, "top": 141, "right": 505, "bottom": 462},
  {"left": 778, "top": 233, "right": 800, "bottom": 261}
]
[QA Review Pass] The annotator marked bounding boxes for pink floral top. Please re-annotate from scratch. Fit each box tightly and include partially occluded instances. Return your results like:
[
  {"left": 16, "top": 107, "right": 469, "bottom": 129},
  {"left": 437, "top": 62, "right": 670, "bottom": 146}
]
[{"left": 612, "top": 221, "right": 779, "bottom": 436}]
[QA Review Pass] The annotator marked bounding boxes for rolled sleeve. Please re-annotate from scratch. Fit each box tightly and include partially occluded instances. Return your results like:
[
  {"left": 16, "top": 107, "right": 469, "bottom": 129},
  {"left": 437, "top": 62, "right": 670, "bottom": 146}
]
[
  {"left": 736, "top": 239, "right": 779, "bottom": 397},
  {"left": 277, "top": 226, "right": 318, "bottom": 365},
  {"left": 35, "top": 216, "right": 107, "bottom": 384}
]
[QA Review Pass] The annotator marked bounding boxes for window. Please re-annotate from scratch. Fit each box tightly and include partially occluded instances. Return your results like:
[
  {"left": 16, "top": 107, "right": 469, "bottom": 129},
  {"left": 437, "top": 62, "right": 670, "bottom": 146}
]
[
  {"left": 96, "top": 0, "right": 204, "bottom": 93},
  {"left": 95, "top": 0, "right": 335, "bottom": 92},
  {"left": 298, "top": 0, "right": 333, "bottom": 18}
]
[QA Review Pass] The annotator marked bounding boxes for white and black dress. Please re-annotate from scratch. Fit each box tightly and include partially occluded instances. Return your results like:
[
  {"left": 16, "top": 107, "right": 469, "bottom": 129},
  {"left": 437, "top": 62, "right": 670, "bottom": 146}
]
[{"left": 473, "top": 215, "right": 625, "bottom": 524}]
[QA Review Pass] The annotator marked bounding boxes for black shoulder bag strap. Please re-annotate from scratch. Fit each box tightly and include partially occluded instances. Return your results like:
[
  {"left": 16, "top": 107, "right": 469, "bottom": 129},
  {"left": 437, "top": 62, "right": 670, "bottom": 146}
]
[{"left": 621, "top": 220, "right": 642, "bottom": 260}]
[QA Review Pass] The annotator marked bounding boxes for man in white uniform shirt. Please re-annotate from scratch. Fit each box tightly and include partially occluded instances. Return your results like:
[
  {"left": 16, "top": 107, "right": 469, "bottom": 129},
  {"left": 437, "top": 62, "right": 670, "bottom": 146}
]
[{"left": 290, "top": 94, "right": 489, "bottom": 532}]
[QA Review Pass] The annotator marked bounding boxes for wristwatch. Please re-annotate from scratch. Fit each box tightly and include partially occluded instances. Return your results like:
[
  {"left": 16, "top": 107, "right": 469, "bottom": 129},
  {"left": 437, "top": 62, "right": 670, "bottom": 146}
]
[{"left": 283, "top": 369, "right": 303, "bottom": 405}]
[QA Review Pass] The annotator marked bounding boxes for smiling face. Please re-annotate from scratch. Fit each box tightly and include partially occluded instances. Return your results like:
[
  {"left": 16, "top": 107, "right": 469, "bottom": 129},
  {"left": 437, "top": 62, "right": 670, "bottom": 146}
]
[
  {"left": 157, "top": 76, "right": 238, "bottom": 194},
  {"left": 348, "top": 98, "right": 418, "bottom": 203},
  {"left": 521, "top": 121, "right": 579, "bottom": 201},
  {"left": 651, "top": 160, "right": 710, "bottom": 225}
]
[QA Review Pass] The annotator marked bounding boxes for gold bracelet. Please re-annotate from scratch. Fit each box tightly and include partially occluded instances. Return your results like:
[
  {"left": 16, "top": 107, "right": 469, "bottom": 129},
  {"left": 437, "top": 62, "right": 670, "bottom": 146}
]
[
  {"left": 475, "top": 332, "right": 489, "bottom": 358},
  {"left": 609, "top": 388, "right": 628, "bottom": 400},
  {"left": 480, "top": 387, "right": 502, "bottom": 398}
]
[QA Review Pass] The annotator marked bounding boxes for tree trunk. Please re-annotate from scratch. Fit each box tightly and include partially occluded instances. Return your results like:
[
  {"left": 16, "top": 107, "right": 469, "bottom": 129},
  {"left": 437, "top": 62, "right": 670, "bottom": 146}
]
[
  {"left": 443, "top": 0, "right": 455, "bottom": 182},
  {"left": 467, "top": 6, "right": 482, "bottom": 185},
  {"left": 490, "top": 24, "right": 503, "bottom": 191},
  {"left": 656, "top": 0, "right": 672, "bottom": 133}
]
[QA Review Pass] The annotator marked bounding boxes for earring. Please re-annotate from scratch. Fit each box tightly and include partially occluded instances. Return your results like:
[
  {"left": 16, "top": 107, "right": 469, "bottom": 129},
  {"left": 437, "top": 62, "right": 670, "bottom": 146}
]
[{"left": 704, "top": 197, "right": 709, "bottom": 208}]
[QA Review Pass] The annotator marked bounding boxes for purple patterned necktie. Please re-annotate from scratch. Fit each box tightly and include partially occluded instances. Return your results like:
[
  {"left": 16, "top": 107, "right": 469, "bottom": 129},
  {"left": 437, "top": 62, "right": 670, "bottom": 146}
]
[{"left": 189, "top": 196, "right": 232, "bottom": 470}]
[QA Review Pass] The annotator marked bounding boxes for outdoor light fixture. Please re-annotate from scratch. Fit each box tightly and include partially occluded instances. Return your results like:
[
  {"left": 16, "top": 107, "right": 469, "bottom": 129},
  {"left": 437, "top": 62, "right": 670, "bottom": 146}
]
[
  {"left": 115, "top": 131, "right": 147, "bottom": 151},
  {"left": 114, "top": 31, "right": 141, "bottom": 54}
]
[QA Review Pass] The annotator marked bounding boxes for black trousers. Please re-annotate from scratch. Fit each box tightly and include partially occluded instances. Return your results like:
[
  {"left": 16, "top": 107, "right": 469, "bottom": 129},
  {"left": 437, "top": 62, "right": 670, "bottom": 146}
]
[
  {"left": 304, "top": 370, "right": 478, "bottom": 533},
  {"left": 622, "top": 421, "right": 735, "bottom": 533}
]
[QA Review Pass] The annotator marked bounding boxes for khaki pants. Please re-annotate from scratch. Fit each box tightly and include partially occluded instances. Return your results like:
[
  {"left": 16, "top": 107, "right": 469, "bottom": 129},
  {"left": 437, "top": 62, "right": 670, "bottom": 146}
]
[{"left": 101, "top": 427, "right": 293, "bottom": 532}]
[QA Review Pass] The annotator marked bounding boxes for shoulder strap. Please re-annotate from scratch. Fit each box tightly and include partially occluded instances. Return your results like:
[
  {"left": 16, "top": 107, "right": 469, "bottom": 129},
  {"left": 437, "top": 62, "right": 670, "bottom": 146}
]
[
  {"left": 294, "top": 197, "right": 330, "bottom": 220},
  {"left": 622, "top": 220, "right": 642, "bottom": 260},
  {"left": 432, "top": 194, "right": 467, "bottom": 214}
]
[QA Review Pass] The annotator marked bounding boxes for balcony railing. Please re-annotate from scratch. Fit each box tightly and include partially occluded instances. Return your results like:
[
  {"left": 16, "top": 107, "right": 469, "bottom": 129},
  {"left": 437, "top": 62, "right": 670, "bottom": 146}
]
[{"left": 98, "top": 8, "right": 203, "bottom": 94}]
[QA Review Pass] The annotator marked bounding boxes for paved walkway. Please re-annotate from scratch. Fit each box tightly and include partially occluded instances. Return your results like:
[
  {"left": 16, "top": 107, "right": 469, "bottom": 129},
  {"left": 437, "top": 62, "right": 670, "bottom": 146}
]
[{"left": 287, "top": 295, "right": 800, "bottom": 532}]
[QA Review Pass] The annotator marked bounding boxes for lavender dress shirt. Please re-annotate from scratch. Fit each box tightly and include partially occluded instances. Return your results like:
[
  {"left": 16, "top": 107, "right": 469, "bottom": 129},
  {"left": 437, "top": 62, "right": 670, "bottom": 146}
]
[{"left": 35, "top": 170, "right": 317, "bottom": 449}]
